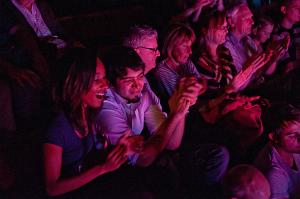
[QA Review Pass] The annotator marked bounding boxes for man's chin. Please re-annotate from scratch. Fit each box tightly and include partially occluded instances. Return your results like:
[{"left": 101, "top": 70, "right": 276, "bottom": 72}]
[{"left": 126, "top": 96, "right": 141, "bottom": 103}]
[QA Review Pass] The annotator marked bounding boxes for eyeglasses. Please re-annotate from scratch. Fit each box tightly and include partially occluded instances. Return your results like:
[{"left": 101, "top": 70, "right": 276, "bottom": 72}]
[{"left": 138, "top": 46, "right": 159, "bottom": 53}]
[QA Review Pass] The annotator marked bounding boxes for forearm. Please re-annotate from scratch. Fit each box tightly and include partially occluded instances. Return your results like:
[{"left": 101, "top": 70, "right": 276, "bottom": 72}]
[
  {"left": 46, "top": 164, "right": 110, "bottom": 196},
  {"left": 165, "top": 116, "right": 185, "bottom": 150}
]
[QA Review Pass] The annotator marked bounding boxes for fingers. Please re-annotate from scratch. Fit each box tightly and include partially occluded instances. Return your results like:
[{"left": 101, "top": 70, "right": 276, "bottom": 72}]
[{"left": 107, "top": 145, "right": 127, "bottom": 169}]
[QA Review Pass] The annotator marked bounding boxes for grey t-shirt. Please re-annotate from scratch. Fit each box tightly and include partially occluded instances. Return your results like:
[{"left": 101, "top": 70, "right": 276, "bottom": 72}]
[{"left": 255, "top": 142, "right": 300, "bottom": 199}]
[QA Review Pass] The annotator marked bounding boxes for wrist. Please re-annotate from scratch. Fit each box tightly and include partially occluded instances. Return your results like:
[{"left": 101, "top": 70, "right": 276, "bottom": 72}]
[{"left": 169, "top": 111, "right": 186, "bottom": 121}]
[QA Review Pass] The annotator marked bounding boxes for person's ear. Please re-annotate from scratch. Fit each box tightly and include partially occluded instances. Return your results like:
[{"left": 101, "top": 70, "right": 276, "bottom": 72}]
[
  {"left": 269, "top": 132, "right": 279, "bottom": 143},
  {"left": 134, "top": 48, "right": 141, "bottom": 55},
  {"left": 280, "top": 6, "right": 287, "bottom": 15}
]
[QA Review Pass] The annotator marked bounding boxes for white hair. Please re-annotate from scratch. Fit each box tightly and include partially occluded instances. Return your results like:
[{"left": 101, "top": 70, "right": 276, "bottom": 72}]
[
  {"left": 123, "top": 25, "right": 158, "bottom": 48},
  {"left": 226, "top": 2, "right": 249, "bottom": 20}
]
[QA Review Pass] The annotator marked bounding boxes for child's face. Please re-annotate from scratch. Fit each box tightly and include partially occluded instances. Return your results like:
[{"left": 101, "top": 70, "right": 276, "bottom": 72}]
[
  {"left": 278, "top": 121, "right": 300, "bottom": 154},
  {"left": 256, "top": 23, "right": 273, "bottom": 43}
]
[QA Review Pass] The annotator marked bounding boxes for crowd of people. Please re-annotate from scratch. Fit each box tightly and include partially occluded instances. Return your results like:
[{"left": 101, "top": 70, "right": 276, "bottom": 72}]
[{"left": 0, "top": 0, "right": 300, "bottom": 198}]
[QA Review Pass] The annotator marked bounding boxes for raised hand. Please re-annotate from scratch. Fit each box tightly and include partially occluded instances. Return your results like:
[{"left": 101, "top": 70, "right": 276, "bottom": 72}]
[
  {"left": 228, "top": 53, "right": 270, "bottom": 92},
  {"left": 221, "top": 95, "right": 260, "bottom": 115}
]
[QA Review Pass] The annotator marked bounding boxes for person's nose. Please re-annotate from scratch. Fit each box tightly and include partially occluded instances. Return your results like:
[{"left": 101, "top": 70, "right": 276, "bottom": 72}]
[
  {"left": 99, "top": 79, "right": 109, "bottom": 90},
  {"left": 187, "top": 47, "right": 192, "bottom": 55},
  {"left": 131, "top": 79, "right": 141, "bottom": 89}
]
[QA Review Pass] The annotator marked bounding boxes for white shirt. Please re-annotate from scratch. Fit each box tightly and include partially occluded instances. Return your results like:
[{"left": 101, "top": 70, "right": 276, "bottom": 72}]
[
  {"left": 96, "top": 82, "right": 167, "bottom": 164},
  {"left": 11, "top": 0, "right": 52, "bottom": 37}
]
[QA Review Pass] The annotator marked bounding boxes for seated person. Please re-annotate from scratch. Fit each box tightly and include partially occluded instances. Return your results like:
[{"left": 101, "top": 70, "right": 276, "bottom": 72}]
[
  {"left": 97, "top": 47, "right": 229, "bottom": 195},
  {"left": 225, "top": 3, "right": 272, "bottom": 81},
  {"left": 123, "top": 24, "right": 203, "bottom": 112},
  {"left": 271, "top": 0, "right": 300, "bottom": 75},
  {"left": 97, "top": 46, "right": 198, "bottom": 166},
  {"left": 244, "top": 16, "right": 287, "bottom": 80},
  {"left": 195, "top": 12, "right": 264, "bottom": 123},
  {"left": 222, "top": 164, "right": 271, "bottom": 199},
  {"left": 2, "top": 0, "right": 84, "bottom": 60},
  {"left": 44, "top": 48, "right": 145, "bottom": 198},
  {"left": 155, "top": 23, "right": 206, "bottom": 101},
  {"left": 0, "top": 10, "right": 48, "bottom": 131},
  {"left": 255, "top": 103, "right": 300, "bottom": 199}
]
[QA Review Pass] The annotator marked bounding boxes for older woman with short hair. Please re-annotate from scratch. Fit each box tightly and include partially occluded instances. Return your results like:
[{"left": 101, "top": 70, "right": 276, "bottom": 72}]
[{"left": 155, "top": 23, "right": 205, "bottom": 99}]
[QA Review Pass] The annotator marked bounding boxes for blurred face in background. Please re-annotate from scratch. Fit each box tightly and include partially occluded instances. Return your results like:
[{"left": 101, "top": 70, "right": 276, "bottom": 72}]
[
  {"left": 172, "top": 38, "right": 193, "bottom": 65},
  {"left": 283, "top": 0, "right": 300, "bottom": 24},
  {"left": 256, "top": 23, "right": 274, "bottom": 43},
  {"left": 233, "top": 5, "right": 254, "bottom": 37},
  {"left": 206, "top": 16, "right": 228, "bottom": 45},
  {"left": 276, "top": 121, "right": 300, "bottom": 154}
]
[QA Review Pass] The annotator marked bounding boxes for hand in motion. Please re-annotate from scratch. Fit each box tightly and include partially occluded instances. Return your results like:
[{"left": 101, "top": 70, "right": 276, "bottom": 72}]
[
  {"left": 178, "top": 76, "right": 206, "bottom": 103},
  {"left": 221, "top": 95, "right": 260, "bottom": 115},
  {"left": 103, "top": 144, "right": 127, "bottom": 173},
  {"left": 118, "top": 130, "right": 144, "bottom": 156},
  {"left": 169, "top": 76, "right": 205, "bottom": 116},
  {"left": 228, "top": 53, "right": 270, "bottom": 92}
]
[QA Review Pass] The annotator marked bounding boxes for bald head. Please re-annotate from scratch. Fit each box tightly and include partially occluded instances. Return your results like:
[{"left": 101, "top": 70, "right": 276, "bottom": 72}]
[{"left": 223, "top": 164, "right": 270, "bottom": 199}]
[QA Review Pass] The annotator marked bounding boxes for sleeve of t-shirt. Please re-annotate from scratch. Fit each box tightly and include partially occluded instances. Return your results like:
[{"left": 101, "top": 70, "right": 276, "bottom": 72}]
[
  {"left": 44, "top": 121, "right": 64, "bottom": 147},
  {"left": 44, "top": 115, "right": 67, "bottom": 148},
  {"left": 267, "top": 166, "right": 290, "bottom": 199}
]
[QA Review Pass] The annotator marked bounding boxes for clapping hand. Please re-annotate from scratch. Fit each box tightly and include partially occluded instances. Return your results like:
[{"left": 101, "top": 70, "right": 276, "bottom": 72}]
[
  {"left": 118, "top": 130, "right": 144, "bottom": 156},
  {"left": 228, "top": 53, "right": 270, "bottom": 92}
]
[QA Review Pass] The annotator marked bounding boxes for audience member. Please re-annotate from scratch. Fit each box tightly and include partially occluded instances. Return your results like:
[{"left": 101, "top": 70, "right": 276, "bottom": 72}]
[
  {"left": 123, "top": 24, "right": 202, "bottom": 111},
  {"left": 124, "top": 25, "right": 229, "bottom": 197},
  {"left": 255, "top": 103, "right": 300, "bottom": 199},
  {"left": 0, "top": 10, "right": 48, "bottom": 130},
  {"left": 195, "top": 11, "right": 263, "bottom": 128},
  {"left": 1, "top": 0, "right": 84, "bottom": 62},
  {"left": 155, "top": 23, "right": 206, "bottom": 101},
  {"left": 44, "top": 48, "right": 147, "bottom": 198},
  {"left": 222, "top": 164, "right": 271, "bottom": 199},
  {"left": 272, "top": 0, "right": 300, "bottom": 75}
]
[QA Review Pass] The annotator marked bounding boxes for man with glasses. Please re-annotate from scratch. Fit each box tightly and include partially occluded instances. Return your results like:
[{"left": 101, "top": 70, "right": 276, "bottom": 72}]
[{"left": 122, "top": 25, "right": 229, "bottom": 197}]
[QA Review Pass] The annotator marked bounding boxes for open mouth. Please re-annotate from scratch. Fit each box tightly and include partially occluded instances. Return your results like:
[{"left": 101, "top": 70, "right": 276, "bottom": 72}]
[{"left": 95, "top": 92, "right": 106, "bottom": 100}]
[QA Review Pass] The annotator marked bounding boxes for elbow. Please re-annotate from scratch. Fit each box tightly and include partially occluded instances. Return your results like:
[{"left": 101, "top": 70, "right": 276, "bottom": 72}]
[
  {"left": 45, "top": 184, "right": 61, "bottom": 197},
  {"left": 46, "top": 188, "right": 56, "bottom": 197},
  {"left": 136, "top": 158, "right": 155, "bottom": 168}
]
